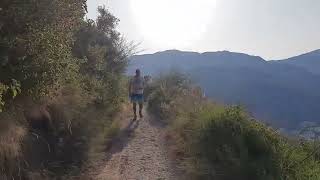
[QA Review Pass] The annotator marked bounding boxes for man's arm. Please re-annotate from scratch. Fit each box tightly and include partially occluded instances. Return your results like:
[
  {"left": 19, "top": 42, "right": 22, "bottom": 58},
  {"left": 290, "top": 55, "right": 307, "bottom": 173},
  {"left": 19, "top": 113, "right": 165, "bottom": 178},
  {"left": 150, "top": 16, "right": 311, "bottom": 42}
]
[{"left": 142, "top": 77, "right": 145, "bottom": 88}]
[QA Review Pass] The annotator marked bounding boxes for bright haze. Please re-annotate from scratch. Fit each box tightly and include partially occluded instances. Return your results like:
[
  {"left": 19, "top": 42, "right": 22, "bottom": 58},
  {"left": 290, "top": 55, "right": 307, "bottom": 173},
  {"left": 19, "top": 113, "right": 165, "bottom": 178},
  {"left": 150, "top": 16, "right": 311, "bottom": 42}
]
[{"left": 87, "top": 0, "right": 320, "bottom": 59}]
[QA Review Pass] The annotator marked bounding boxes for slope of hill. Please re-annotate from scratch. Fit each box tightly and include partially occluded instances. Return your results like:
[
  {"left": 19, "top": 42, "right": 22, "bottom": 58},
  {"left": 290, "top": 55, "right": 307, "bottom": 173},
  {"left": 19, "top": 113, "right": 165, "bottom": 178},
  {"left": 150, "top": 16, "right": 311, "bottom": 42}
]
[
  {"left": 128, "top": 50, "right": 320, "bottom": 130},
  {"left": 276, "top": 49, "right": 320, "bottom": 75}
]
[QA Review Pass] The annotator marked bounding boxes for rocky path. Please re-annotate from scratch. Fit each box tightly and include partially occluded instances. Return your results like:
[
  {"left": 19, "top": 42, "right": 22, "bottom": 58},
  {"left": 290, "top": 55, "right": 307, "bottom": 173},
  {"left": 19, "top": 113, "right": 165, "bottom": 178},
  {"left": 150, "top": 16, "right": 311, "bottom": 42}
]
[{"left": 94, "top": 111, "right": 178, "bottom": 180}]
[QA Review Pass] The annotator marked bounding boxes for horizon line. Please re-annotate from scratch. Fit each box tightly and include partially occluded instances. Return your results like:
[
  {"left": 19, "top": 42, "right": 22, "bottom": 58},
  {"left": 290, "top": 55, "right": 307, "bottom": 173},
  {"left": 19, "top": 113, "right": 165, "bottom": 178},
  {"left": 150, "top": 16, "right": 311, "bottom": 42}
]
[{"left": 133, "top": 48, "right": 320, "bottom": 61}]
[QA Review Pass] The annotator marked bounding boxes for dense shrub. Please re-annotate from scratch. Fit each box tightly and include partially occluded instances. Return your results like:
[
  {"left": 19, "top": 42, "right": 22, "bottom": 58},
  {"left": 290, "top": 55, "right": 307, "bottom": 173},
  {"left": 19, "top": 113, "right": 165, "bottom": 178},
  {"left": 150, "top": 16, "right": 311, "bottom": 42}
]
[
  {"left": 147, "top": 71, "right": 192, "bottom": 121},
  {"left": 147, "top": 73, "right": 320, "bottom": 180}
]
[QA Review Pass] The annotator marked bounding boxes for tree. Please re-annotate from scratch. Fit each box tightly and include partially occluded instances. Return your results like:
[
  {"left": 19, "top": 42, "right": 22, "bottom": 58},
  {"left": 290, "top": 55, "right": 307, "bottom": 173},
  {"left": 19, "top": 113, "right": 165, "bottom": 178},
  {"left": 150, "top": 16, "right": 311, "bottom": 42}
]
[{"left": 73, "top": 6, "right": 135, "bottom": 105}]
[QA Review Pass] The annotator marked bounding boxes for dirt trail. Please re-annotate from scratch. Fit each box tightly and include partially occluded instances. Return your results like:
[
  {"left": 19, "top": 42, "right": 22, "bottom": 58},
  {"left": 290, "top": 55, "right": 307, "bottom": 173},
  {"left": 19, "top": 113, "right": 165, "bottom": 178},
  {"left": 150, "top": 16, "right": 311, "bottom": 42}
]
[{"left": 93, "top": 110, "right": 178, "bottom": 180}]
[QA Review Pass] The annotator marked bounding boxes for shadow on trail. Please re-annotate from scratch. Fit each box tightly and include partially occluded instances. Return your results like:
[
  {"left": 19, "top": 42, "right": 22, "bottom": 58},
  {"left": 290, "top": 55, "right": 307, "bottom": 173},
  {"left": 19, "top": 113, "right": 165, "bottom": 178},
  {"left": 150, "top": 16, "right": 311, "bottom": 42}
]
[
  {"left": 147, "top": 113, "right": 167, "bottom": 129},
  {"left": 105, "top": 119, "right": 140, "bottom": 160}
]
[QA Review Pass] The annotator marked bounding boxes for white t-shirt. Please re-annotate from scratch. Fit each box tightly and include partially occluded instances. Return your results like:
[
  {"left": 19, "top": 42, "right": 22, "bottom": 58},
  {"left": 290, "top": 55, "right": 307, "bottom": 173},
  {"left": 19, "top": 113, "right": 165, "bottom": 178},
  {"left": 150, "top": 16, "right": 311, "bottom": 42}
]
[{"left": 130, "top": 76, "right": 145, "bottom": 95}]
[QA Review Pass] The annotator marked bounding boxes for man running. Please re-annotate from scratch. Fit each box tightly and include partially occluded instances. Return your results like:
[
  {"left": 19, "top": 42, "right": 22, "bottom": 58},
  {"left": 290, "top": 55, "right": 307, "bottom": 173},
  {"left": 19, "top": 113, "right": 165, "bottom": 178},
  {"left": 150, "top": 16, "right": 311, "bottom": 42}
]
[{"left": 129, "top": 69, "right": 145, "bottom": 120}]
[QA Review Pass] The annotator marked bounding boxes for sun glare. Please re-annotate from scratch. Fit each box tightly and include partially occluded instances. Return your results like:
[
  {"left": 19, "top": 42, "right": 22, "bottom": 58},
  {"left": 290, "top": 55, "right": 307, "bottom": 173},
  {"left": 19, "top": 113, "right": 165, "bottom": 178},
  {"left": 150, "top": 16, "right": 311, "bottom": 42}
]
[{"left": 130, "top": 0, "right": 216, "bottom": 49}]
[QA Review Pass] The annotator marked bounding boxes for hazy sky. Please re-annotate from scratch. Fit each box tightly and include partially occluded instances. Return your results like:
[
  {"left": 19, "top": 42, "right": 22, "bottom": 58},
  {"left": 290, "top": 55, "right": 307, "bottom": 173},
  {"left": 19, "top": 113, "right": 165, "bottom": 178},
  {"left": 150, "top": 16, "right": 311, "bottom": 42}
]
[{"left": 87, "top": 0, "right": 320, "bottom": 60}]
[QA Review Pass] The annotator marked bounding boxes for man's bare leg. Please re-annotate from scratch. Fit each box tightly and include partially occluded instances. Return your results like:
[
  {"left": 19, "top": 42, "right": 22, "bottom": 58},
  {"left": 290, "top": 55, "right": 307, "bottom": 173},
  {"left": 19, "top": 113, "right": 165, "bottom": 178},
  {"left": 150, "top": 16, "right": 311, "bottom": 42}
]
[
  {"left": 139, "top": 103, "right": 143, "bottom": 118},
  {"left": 133, "top": 102, "right": 137, "bottom": 120}
]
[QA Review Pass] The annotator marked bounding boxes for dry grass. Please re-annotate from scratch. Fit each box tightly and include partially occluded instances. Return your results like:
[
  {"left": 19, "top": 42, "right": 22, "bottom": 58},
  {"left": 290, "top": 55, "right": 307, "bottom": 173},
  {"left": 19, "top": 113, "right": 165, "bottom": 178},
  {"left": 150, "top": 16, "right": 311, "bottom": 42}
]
[
  {"left": 66, "top": 103, "right": 132, "bottom": 180},
  {"left": 0, "top": 120, "right": 27, "bottom": 179},
  {"left": 0, "top": 79, "right": 128, "bottom": 179}
]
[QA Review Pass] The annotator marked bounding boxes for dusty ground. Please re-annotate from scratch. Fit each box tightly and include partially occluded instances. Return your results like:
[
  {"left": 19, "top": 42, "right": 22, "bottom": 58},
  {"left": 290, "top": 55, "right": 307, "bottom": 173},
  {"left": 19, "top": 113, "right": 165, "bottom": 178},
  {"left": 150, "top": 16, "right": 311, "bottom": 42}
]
[{"left": 87, "top": 109, "right": 178, "bottom": 180}]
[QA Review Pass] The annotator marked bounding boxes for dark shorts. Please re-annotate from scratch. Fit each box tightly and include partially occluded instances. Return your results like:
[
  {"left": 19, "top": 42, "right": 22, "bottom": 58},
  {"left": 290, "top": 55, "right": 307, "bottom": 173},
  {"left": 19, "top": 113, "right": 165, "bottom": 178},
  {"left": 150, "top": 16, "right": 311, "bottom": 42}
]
[{"left": 130, "top": 94, "right": 144, "bottom": 103}]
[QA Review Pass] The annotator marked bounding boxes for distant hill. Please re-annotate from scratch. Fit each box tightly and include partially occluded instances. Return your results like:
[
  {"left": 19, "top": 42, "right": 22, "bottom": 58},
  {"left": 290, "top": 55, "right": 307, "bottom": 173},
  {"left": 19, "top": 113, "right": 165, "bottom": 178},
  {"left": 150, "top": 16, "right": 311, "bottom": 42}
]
[
  {"left": 128, "top": 50, "right": 320, "bottom": 130},
  {"left": 276, "top": 49, "right": 320, "bottom": 75}
]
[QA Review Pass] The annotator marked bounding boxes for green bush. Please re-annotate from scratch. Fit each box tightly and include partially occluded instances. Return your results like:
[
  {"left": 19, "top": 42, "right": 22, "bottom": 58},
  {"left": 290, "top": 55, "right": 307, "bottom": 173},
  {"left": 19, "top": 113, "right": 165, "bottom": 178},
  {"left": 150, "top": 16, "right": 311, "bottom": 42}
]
[
  {"left": 148, "top": 72, "right": 320, "bottom": 180},
  {"left": 147, "top": 71, "right": 192, "bottom": 121}
]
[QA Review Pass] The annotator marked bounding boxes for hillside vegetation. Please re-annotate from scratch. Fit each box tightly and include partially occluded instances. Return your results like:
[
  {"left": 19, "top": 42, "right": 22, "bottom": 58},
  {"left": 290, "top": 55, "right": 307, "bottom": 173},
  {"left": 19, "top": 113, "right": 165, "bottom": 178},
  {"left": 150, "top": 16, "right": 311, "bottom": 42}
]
[
  {"left": 147, "top": 72, "right": 320, "bottom": 180},
  {"left": 0, "top": 1, "right": 131, "bottom": 179}
]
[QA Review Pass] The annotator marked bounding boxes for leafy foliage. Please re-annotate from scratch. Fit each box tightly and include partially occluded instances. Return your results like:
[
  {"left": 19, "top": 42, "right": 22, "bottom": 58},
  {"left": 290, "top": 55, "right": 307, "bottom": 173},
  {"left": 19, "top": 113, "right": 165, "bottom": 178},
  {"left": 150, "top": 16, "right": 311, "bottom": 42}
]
[{"left": 0, "top": 0, "right": 86, "bottom": 103}]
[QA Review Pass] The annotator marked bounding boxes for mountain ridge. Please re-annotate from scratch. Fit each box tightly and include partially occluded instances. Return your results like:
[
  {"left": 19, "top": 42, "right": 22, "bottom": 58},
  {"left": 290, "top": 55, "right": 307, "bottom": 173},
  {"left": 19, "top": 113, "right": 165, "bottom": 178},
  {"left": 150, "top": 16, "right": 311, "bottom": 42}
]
[{"left": 133, "top": 48, "right": 320, "bottom": 61}]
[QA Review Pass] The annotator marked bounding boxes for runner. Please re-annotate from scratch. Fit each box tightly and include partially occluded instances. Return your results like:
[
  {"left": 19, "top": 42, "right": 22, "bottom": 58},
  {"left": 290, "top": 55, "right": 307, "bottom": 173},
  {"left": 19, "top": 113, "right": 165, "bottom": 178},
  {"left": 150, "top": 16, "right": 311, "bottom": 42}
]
[{"left": 129, "top": 69, "right": 145, "bottom": 120}]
